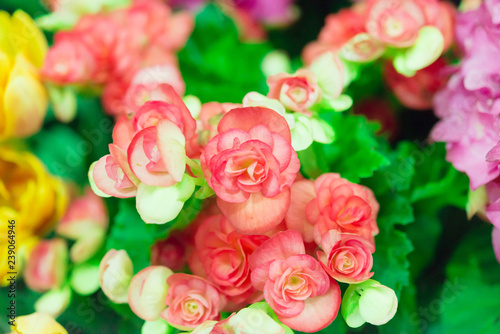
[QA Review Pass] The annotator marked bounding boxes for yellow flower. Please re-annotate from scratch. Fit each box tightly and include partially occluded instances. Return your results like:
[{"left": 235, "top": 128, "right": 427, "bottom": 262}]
[
  {"left": 0, "top": 10, "right": 48, "bottom": 141},
  {"left": 11, "top": 312, "right": 68, "bottom": 334},
  {"left": 0, "top": 147, "right": 68, "bottom": 285}
]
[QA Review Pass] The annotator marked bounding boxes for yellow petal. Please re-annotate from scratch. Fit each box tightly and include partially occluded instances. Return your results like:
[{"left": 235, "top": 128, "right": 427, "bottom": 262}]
[
  {"left": 10, "top": 10, "right": 48, "bottom": 68},
  {"left": 0, "top": 49, "right": 11, "bottom": 89},
  {"left": 0, "top": 11, "right": 15, "bottom": 58},
  {"left": 12, "top": 312, "right": 68, "bottom": 334},
  {"left": 3, "top": 73, "right": 47, "bottom": 138}
]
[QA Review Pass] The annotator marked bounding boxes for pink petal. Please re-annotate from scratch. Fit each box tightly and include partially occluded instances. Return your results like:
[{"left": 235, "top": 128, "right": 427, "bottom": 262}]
[
  {"left": 218, "top": 188, "right": 291, "bottom": 235},
  {"left": 249, "top": 230, "right": 305, "bottom": 271},
  {"left": 92, "top": 155, "right": 137, "bottom": 198},
  {"left": 156, "top": 119, "right": 187, "bottom": 182},
  {"left": 279, "top": 280, "right": 341, "bottom": 333},
  {"left": 286, "top": 180, "right": 316, "bottom": 243},
  {"left": 127, "top": 127, "right": 177, "bottom": 187},
  {"left": 493, "top": 226, "right": 500, "bottom": 263},
  {"left": 218, "top": 107, "right": 291, "bottom": 143},
  {"left": 113, "top": 116, "right": 136, "bottom": 151}
]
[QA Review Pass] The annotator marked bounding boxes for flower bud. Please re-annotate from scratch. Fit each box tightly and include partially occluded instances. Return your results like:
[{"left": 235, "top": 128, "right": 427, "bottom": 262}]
[
  {"left": 57, "top": 187, "right": 108, "bottom": 264},
  {"left": 129, "top": 266, "right": 173, "bottom": 321},
  {"left": 24, "top": 239, "right": 68, "bottom": 292},
  {"left": 341, "top": 279, "right": 398, "bottom": 328},
  {"left": 34, "top": 285, "right": 72, "bottom": 318},
  {"left": 99, "top": 249, "right": 133, "bottom": 303}
]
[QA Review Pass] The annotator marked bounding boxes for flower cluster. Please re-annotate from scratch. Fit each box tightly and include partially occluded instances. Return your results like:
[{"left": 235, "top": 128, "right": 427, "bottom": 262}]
[
  {"left": 303, "top": 0, "right": 455, "bottom": 108},
  {"left": 41, "top": 0, "right": 193, "bottom": 116},
  {"left": 98, "top": 170, "right": 396, "bottom": 332},
  {"left": 430, "top": 0, "right": 500, "bottom": 262}
]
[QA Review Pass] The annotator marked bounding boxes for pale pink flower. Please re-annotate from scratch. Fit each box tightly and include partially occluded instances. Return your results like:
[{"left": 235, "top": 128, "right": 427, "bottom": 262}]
[
  {"left": 24, "top": 239, "right": 67, "bottom": 292},
  {"left": 161, "top": 274, "right": 226, "bottom": 330},
  {"left": 200, "top": 107, "right": 300, "bottom": 234},
  {"left": 366, "top": 0, "right": 427, "bottom": 47},
  {"left": 267, "top": 69, "right": 321, "bottom": 115},
  {"left": 317, "top": 230, "right": 374, "bottom": 283},
  {"left": 287, "top": 174, "right": 379, "bottom": 246},
  {"left": 191, "top": 214, "right": 268, "bottom": 310},
  {"left": 249, "top": 230, "right": 341, "bottom": 332}
]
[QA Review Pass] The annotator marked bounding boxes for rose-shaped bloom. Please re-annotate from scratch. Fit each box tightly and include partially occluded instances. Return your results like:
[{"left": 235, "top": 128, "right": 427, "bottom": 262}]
[
  {"left": 0, "top": 10, "right": 48, "bottom": 140},
  {"left": 191, "top": 214, "right": 268, "bottom": 309},
  {"left": 129, "top": 265, "right": 173, "bottom": 321},
  {"left": 161, "top": 273, "right": 226, "bottom": 330},
  {"left": 24, "top": 239, "right": 68, "bottom": 292},
  {"left": 287, "top": 174, "right": 379, "bottom": 246},
  {"left": 99, "top": 249, "right": 133, "bottom": 304},
  {"left": 384, "top": 58, "right": 448, "bottom": 110},
  {"left": 11, "top": 312, "right": 67, "bottom": 334},
  {"left": 200, "top": 107, "right": 300, "bottom": 234},
  {"left": 366, "top": 0, "right": 426, "bottom": 47},
  {"left": 151, "top": 233, "right": 188, "bottom": 271},
  {"left": 57, "top": 187, "right": 108, "bottom": 263},
  {"left": 0, "top": 148, "right": 68, "bottom": 286},
  {"left": 249, "top": 230, "right": 341, "bottom": 332},
  {"left": 41, "top": 31, "right": 96, "bottom": 85},
  {"left": 302, "top": 5, "right": 367, "bottom": 65},
  {"left": 317, "top": 230, "right": 374, "bottom": 283},
  {"left": 267, "top": 69, "right": 321, "bottom": 114}
]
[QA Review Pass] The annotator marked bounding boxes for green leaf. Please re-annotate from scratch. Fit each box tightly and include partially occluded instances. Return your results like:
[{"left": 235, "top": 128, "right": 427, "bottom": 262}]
[
  {"left": 106, "top": 196, "right": 202, "bottom": 273},
  {"left": 440, "top": 225, "right": 500, "bottom": 334},
  {"left": 372, "top": 229, "right": 413, "bottom": 297},
  {"left": 178, "top": 4, "right": 271, "bottom": 103},
  {"left": 29, "top": 125, "right": 88, "bottom": 184},
  {"left": 319, "top": 113, "right": 390, "bottom": 183}
]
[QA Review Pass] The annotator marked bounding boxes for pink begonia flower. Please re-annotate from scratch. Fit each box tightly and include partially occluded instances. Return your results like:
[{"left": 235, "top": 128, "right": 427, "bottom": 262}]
[
  {"left": 267, "top": 69, "right": 321, "bottom": 115},
  {"left": 366, "top": 0, "right": 427, "bottom": 48},
  {"left": 191, "top": 214, "right": 268, "bottom": 310},
  {"left": 127, "top": 118, "right": 187, "bottom": 187},
  {"left": 89, "top": 144, "right": 138, "bottom": 198},
  {"left": 99, "top": 249, "right": 133, "bottom": 304},
  {"left": 129, "top": 266, "right": 173, "bottom": 321},
  {"left": 123, "top": 64, "right": 186, "bottom": 114},
  {"left": 24, "top": 239, "right": 68, "bottom": 292},
  {"left": 161, "top": 273, "right": 227, "bottom": 330},
  {"left": 42, "top": 0, "right": 193, "bottom": 116},
  {"left": 249, "top": 230, "right": 341, "bottom": 332},
  {"left": 384, "top": 58, "right": 448, "bottom": 110},
  {"left": 57, "top": 188, "right": 108, "bottom": 263},
  {"left": 200, "top": 107, "right": 300, "bottom": 235},
  {"left": 317, "top": 230, "right": 374, "bottom": 283},
  {"left": 41, "top": 32, "right": 96, "bottom": 84},
  {"left": 151, "top": 233, "right": 189, "bottom": 272},
  {"left": 287, "top": 174, "right": 379, "bottom": 246},
  {"left": 302, "top": 5, "right": 367, "bottom": 65}
]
